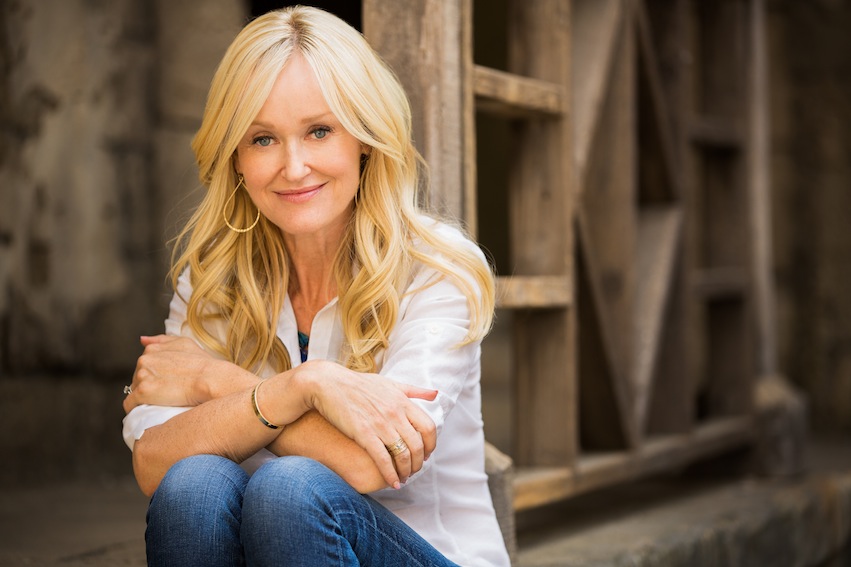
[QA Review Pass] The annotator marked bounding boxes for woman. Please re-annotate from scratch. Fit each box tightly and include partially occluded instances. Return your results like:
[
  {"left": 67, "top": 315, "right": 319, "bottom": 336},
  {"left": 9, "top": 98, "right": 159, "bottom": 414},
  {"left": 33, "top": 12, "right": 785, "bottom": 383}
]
[{"left": 122, "top": 6, "right": 509, "bottom": 567}]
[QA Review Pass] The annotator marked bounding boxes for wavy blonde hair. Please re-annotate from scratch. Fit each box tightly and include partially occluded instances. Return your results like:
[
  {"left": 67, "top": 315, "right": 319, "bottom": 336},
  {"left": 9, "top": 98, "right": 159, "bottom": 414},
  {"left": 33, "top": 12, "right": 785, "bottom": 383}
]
[{"left": 172, "top": 6, "right": 495, "bottom": 374}]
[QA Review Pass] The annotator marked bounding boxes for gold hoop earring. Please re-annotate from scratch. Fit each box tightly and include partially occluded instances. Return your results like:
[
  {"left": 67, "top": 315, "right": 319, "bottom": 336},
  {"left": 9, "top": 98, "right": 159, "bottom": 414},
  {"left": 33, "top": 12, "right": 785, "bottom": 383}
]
[{"left": 223, "top": 174, "right": 260, "bottom": 233}]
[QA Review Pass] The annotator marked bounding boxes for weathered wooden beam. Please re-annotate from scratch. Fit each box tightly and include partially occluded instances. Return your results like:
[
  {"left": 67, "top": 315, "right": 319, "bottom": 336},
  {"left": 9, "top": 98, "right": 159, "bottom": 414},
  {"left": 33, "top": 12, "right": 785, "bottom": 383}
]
[
  {"left": 576, "top": 16, "right": 639, "bottom": 450},
  {"left": 363, "top": 0, "right": 470, "bottom": 222},
  {"left": 633, "top": 206, "right": 683, "bottom": 430},
  {"left": 513, "top": 415, "right": 754, "bottom": 510},
  {"left": 747, "top": 0, "right": 778, "bottom": 377},
  {"left": 474, "top": 65, "right": 565, "bottom": 117},
  {"left": 507, "top": 0, "right": 576, "bottom": 468},
  {"left": 495, "top": 276, "right": 572, "bottom": 309},
  {"left": 633, "top": 0, "right": 684, "bottom": 201},
  {"left": 577, "top": 208, "right": 638, "bottom": 451},
  {"left": 572, "top": 0, "right": 625, "bottom": 188}
]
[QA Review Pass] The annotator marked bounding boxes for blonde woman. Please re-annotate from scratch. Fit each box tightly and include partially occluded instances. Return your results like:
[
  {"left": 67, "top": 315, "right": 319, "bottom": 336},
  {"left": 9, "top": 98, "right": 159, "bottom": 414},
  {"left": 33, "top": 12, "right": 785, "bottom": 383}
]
[{"left": 122, "top": 6, "right": 509, "bottom": 567}]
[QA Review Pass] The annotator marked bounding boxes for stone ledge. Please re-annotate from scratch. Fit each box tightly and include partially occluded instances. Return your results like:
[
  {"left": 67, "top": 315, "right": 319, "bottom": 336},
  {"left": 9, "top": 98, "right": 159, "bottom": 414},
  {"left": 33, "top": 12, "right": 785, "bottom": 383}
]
[{"left": 516, "top": 470, "right": 851, "bottom": 567}]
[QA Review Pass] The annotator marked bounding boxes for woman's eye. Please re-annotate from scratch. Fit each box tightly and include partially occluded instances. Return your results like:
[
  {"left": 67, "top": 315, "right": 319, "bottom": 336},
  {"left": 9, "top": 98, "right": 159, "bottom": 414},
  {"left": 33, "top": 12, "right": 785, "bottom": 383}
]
[
  {"left": 311, "top": 127, "right": 330, "bottom": 140},
  {"left": 252, "top": 136, "right": 273, "bottom": 147}
]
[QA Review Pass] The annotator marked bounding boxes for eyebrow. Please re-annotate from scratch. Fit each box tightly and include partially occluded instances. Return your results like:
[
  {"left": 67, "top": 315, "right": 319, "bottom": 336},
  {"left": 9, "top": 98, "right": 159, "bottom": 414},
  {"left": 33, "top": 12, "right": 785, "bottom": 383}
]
[{"left": 249, "top": 112, "right": 337, "bottom": 129}]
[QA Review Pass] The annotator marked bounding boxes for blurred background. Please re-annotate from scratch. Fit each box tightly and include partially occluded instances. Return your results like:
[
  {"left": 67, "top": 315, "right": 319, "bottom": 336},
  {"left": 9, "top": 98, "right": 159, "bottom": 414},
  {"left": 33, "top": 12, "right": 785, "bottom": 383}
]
[{"left": 0, "top": 0, "right": 848, "bottom": 491}]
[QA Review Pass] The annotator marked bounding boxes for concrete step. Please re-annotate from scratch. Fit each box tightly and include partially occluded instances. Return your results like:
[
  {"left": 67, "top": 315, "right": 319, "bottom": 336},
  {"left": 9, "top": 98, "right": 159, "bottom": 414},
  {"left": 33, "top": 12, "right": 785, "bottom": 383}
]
[{"left": 515, "top": 439, "right": 851, "bottom": 567}]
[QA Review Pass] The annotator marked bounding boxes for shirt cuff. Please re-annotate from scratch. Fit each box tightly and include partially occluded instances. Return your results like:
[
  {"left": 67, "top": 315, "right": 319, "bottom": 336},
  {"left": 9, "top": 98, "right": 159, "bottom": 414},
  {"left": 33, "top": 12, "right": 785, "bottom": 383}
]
[{"left": 122, "top": 404, "right": 191, "bottom": 451}]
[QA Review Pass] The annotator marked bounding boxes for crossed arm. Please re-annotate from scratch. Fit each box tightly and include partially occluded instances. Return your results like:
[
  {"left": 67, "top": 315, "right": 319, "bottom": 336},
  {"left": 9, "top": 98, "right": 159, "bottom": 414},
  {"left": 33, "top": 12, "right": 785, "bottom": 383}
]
[{"left": 123, "top": 335, "right": 437, "bottom": 497}]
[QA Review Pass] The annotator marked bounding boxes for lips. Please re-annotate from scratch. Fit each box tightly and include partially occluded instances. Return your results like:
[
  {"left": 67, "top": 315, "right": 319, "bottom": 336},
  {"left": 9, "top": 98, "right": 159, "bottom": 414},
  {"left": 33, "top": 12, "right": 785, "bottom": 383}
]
[{"left": 274, "top": 183, "right": 325, "bottom": 203}]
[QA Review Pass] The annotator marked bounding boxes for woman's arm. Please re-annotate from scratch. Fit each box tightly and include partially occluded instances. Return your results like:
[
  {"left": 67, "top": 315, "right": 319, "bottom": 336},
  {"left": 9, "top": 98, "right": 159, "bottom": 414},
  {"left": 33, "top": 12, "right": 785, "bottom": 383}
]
[
  {"left": 125, "top": 337, "right": 436, "bottom": 496},
  {"left": 267, "top": 411, "right": 389, "bottom": 493},
  {"left": 130, "top": 364, "right": 313, "bottom": 497}
]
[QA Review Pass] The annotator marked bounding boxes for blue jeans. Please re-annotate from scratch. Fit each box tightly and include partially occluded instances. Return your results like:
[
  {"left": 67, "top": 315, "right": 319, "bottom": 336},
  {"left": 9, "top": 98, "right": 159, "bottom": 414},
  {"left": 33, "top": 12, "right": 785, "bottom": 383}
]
[{"left": 145, "top": 454, "right": 460, "bottom": 567}]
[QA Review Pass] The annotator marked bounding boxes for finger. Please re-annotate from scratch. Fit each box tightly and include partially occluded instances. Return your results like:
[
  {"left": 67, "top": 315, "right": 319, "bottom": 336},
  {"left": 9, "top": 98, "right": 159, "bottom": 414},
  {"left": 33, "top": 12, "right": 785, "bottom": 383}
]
[
  {"left": 140, "top": 335, "right": 176, "bottom": 346},
  {"left": 395, "top": 420, "right": 425, "bottom": 477},
  {"left": 122, "top": 392, "right": 137, "bottom": 414},
  {"left": 385, "top": 432, "right": 414, "bottom": 482},
  {"left": 407, "top": 406, "right": 437, "bottom": 459},
  {"left": 363, "top": 436, "right": 402, "bottom": 489},
  {"left": 399, "top": 384, "right": 438, "bottom": 401}
]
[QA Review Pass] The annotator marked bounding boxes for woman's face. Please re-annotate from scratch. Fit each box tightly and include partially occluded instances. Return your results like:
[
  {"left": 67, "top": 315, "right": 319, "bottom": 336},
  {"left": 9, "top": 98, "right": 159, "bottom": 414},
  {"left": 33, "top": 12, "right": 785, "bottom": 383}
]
[{"left": 235, "top": 53, "right": 364, "bottom": 246}]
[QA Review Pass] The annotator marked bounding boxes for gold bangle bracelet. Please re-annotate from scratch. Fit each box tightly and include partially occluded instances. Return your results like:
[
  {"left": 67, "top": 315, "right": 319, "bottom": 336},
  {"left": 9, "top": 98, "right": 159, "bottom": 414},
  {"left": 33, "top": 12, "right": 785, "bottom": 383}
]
[{"left": 251, "top": 381, "right": 283, "bottom": 430}]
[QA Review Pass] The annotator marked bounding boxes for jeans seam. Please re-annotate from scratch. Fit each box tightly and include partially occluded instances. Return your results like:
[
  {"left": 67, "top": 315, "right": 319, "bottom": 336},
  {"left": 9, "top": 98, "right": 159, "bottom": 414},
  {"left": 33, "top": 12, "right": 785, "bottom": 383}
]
[{"left": 335, "top": 510, "right": 445, "bottom": 567}]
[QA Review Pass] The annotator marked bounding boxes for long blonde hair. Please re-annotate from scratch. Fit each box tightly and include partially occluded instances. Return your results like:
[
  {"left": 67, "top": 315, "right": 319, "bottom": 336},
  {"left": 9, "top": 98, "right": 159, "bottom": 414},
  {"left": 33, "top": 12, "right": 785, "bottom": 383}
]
[{"left": 172, "top": 6, "right": 494, "bottom": 373}]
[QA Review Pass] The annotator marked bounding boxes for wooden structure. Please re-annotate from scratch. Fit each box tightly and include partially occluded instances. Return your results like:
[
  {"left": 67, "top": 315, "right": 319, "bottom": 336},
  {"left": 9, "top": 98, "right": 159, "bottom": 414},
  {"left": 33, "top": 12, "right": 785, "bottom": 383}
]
[{"left": 364, "top": 0, "right": 773, "bottom": 514}]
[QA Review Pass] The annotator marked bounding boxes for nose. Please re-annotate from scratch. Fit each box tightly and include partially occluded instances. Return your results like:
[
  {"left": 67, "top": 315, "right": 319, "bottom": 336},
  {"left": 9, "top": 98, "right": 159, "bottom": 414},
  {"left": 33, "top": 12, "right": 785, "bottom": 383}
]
[{"left": 280, "top": 141, "right": 310, "bottom": 181}]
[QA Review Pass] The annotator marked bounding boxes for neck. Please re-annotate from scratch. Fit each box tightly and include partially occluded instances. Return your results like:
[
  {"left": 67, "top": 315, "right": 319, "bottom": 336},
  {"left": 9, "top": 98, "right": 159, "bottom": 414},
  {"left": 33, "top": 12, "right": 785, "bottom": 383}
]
[{"left": 284, "top": 229, "right": 346, "bottom": 317}]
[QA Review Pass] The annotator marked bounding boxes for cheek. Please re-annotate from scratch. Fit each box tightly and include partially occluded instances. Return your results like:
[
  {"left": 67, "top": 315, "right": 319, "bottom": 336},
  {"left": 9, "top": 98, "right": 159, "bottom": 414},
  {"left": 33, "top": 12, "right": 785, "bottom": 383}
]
[
  {"left": 239, "top": 154, "right": 278, "bottom": 185},
  {"left": 332, "top": 151, "right": 363, "bottom": 183}
]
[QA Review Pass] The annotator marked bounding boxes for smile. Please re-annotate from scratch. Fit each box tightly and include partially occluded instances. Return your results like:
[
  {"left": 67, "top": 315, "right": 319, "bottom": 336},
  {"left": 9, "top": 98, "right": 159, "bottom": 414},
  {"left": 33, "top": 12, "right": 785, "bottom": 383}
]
[{"left": 273, "top": 183, "right": 325, "bottom": 203}]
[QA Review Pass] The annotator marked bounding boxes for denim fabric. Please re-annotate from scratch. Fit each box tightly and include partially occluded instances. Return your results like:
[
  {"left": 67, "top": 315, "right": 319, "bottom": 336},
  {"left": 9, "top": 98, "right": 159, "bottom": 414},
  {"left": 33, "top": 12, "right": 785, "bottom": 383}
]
[{"left": 145, "top": 455, "right": 460, "bottom": 567}]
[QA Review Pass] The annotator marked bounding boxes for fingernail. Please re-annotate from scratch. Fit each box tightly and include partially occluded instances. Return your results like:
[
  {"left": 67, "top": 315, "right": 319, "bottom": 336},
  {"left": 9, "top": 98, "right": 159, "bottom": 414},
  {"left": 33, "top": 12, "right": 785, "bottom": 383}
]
[{"left": 393, "top": 481, "right": 401, "bottom": 490}]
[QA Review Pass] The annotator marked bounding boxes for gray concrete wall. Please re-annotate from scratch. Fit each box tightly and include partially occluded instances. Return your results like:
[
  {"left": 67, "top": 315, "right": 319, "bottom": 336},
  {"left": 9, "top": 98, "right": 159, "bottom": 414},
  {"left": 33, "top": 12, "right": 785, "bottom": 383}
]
[
  {"left": 0, "top": 0, "right": 244, "bottom": 484},
  {"left": 1, "top": 0, "right": 161, "bottom": 374}
]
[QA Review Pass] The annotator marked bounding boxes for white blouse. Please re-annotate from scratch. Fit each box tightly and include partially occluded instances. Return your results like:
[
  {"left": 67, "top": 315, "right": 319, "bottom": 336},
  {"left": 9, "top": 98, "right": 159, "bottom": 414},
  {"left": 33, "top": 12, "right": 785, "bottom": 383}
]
[{"left": 122, "top": 219, "right": 510, "bottom": 567}]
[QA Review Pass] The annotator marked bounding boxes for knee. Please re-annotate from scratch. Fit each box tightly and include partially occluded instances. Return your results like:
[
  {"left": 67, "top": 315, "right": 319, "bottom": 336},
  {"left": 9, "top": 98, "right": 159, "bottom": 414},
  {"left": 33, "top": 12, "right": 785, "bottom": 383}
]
[
  {"left": 247, "top": 456, "right": 328, "bottom": 498},
  {"left": 150, "top": 455, "right": 248, "bottom": 517},
  {"left": 245, "top": 457, "right": 351, "bottom": 515}
]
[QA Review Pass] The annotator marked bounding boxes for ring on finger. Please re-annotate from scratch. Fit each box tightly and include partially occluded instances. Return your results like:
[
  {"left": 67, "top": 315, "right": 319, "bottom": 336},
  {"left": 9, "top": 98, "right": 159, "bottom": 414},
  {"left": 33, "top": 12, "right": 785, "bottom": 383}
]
[
  {"left": 385, "top": 437, "right": 408, "bottom": 458},
  {"left": 123, "top": 385, "right": 133, "bottom": 395}
]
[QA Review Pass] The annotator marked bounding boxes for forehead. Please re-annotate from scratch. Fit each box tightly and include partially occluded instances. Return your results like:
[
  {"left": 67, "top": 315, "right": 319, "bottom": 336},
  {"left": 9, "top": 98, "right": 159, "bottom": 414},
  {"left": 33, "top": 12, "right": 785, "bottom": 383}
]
[{"left": 253, "top": 53, "right": 335, "bottom": 126}]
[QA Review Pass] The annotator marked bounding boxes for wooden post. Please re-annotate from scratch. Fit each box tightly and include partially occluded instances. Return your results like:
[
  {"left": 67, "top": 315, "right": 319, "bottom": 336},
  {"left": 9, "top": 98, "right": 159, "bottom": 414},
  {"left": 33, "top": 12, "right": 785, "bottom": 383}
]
[
  {"left": 507, "top": 0, "right": 577, "bottom": 466},
  {"left": 362, "top": 0, "right": 474, "bottom": 226},
  {"left": 747, "top": 0, "right": 775, "bottom": 377}
]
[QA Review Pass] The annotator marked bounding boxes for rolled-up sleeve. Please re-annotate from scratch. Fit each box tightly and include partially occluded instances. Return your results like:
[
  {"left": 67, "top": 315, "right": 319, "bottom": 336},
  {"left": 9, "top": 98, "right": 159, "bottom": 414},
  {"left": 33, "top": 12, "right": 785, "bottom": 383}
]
[
  {"left": 378, "top": 272, "right": 479, "bottom": 438},
  {"left": 373, "top": 227, "right": 489, "bottom": 488}
]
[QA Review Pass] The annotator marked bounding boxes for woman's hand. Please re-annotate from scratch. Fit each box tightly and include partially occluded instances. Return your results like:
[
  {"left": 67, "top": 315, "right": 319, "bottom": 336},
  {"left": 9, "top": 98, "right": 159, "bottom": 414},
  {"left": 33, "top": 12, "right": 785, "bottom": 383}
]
[
  {"left": 123, "top": 335, "right": 252, "bottom": 414},
  {"left": 290, "top": 360, "right": 438, "bottom": 489}
]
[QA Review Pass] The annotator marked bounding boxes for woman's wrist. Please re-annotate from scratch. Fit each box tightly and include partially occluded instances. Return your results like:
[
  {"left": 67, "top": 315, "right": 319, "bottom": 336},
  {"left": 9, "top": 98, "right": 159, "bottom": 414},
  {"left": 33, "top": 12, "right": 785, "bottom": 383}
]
[
  {"left": 261, "top": 365, "right": 316, "bottom": 426},
  {"left": 290, "top": 361, "right": 317, "bottom": 411},
  {"left": 194, "top": 359, "right": 257, "bottom": 403},
  {"left": 289, "top": 360, "right": 328, "bottom": 412}
]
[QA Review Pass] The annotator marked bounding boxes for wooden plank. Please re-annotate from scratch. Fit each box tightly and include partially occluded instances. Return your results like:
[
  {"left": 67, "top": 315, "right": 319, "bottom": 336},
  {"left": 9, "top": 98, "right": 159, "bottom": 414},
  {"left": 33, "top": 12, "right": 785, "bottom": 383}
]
[
  {"left": 474, "top": 65, "right": 565, "bottom": 117},
  {"left": 496, "top": 276, "right": 572, "bottom": 309},
  {"left": 646, "top": 259, "right": 694, "bottom": 435},
  {"left": 512, "top": 467, "right": 574, "bottom": 511},
  {"left": 694, "top": 0, "right": 748, "bottom": 120},
  {"left": 572, "top": 0, "right": 625, "bottom": 187},
  {"left": 576, "top": 248, "right": 632, "bottom": 450},
  {"left": 633, "top": 0, "right": 683, "bottom": 201},
  {"left": 674, "top": 0, "right": 708, "bottom": 408},
  {"left": 575, "top": 17, "right": 638, "bottom": 449},
  {"left": 507, "top": 0, "right": 576, "bottom": 467},
  {"left": 461, "top": 0, "right": 477, "bottom": 235},
  {"left": 681, "top": 0, "right": 711, "bottom": 401},
  {"left": 513, "top": 415, "right": 754, "bottom": 510},
  {"left": 363, "top": 0, "right": 468, "bottom": 220},
  {"left": 632, "top": 206, "right": 683, "bottom": 430},
  {"left": 690, "top": 1, "right": 754, "bottom": 420},
  {"left": 747, "top": 0, "right": 778, "bottom": 376}
]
